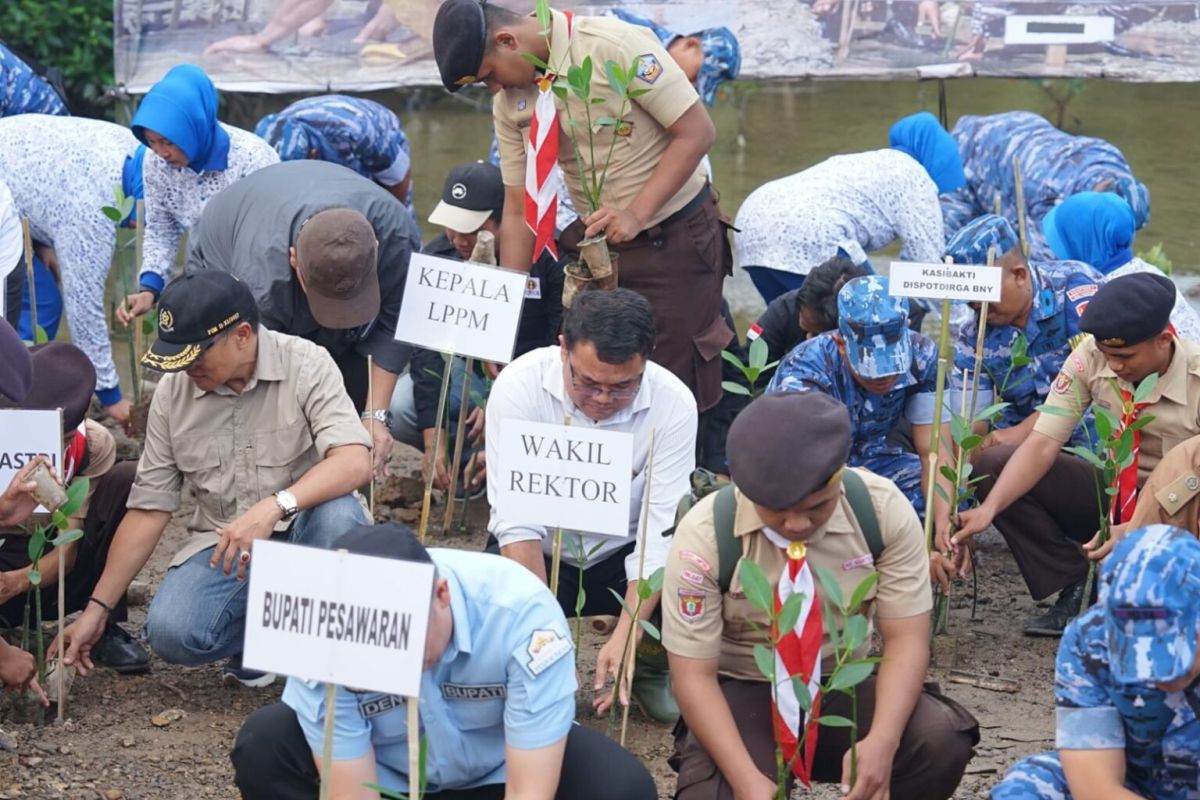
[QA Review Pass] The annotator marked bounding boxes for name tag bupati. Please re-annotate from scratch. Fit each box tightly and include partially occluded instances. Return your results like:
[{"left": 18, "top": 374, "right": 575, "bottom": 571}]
[{"left": 441, "top": 683, "right": 508, "bottom": 700}]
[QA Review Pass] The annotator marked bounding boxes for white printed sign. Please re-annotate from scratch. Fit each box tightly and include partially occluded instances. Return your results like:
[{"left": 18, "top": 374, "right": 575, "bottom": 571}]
[
  {"left": 244, "top": 540, "right": 435, "bottom": 697},
  {"left": 889, "top": 262, "right": 1002, "bottom": 303},
  {"left": 394, "top": 253, "right": 528, "bottom": 363},
  {"left": 495, "top": 420, "right": 634, "bottom": 539},
  {"left": 0, "top": 409, "right": 62, "bottom": 513},
  {"left": 1004, "top": 15, "right": 1115, "bottom": 45}
]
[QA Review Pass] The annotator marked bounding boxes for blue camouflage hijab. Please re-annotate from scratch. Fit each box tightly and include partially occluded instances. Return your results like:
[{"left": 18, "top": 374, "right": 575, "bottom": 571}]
[
  {"left": 605, "top": 9, "right": 740, "bottom": 106},
  {"left": 889, "top": 111, "right": 967, "bottom": 194},
  {"left": 255, "top": 113, "right": 340, "bottom": 164},
  {"left": 131, "top": 64, "right": 230, "bottom": 173},
  {"left": 1043, "top": 192, "right": 1135, "bottom": 274}
]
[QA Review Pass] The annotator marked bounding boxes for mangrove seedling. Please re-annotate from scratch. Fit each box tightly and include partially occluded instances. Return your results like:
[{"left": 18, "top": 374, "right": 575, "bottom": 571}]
[
  {"left": 722, "top": 336, "right": 779, "bottom": 398},
  {"left": 1136, "top": 243, "right": 1172, "bottom": 275}
]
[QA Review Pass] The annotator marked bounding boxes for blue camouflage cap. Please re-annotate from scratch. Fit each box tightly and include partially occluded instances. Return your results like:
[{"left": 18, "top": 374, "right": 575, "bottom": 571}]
[
  {"left": 1111, "top": 176, "right": 1151, "bottom": 230},
  {"left": 945, "top": 214, "right": 1019, "bottom": 266},
  {"left": 1102, "top": 524, "right": 1200, "bottom": 685},
  {"left": 837, "top": 276, "right": 912, "bottom": 379},
  {"left": 606, "top": 8, "right": 676, "bottom": 47}
]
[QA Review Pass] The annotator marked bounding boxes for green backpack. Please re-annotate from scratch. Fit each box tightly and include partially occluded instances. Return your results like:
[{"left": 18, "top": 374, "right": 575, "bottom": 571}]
[{"left": 672, "top": 469, "right": 884, "bottom": 593}]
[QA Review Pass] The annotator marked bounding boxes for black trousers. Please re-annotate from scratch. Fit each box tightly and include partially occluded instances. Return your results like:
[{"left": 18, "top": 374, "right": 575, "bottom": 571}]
[
  {"left": 973, "top": 445, "right": 1103, "bottom": 600},
  {"left": 231, "top": 701, "right": 658, "bottom": 800},
  {"left": 0, "top": 461, "right": 136, "bottom": 628},
  {"left": 484, "top": 537, "right": 634, "bottom": 619}
]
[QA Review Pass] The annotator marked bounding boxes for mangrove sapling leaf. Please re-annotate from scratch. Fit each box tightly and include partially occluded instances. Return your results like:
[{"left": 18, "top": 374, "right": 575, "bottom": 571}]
[
  {"left": 776, "top": 592, "right": 806, "bottom": 638},
  {"left": 934, "top": 484, "right": 952, "bottom": 505},
  {"left": 637, "top": 619, "right": 659, "bottom": 639},
  {"left": 534, "top": 0, "right": 551, "bottom": 31},
  {"left": 1062, "top": 446, "right": 1107, "bottom": 471},
  {"left": 49, "top": 529, "right": 83, "bottom": 548},
  {"left": 627, "top": 89, "right": 651, "bottom": 99},
  {"left": 738, "top": 559, "right": 773, "bottom": 613},
  {"left": 27, "top": 529, "right": 45, "bottom": 563},
  {"left": 1133, "top": 372, "right": 1160, "bottom": 404},
  {"left": 841, "top": 616, "right": 869, "bottom": 653},
  {"left": 647, "top": 566, "right": 665, "bottom": 594},
  {"left": 813, "top": 565, "right": 845, "bottom": 611},
  {"left": 595, "top": 116, "right": 620, "bottom": 127},
  {"left": 1093, "top": 407, "right": 1115, "bottom": 440},
  {"left": 605, "top": 61, "right": 627, "bottom": 96},
  {"left": 829, "top": 661, "right": 874, "bottom": 692},
  {"left": 101, "top": 206, "right": 123, "bottom": 223},
  {"left": 720, "top": 350, "right": 746, "bottom": 369},
  {"left": 848, "top": 572, "right": 879, "bottom": 611},
  {"left": 748, "top": 337, "right": 769, "bottom": 370},
  {"left": 50, "top": 511, "right": 67, "bottom": 529},
  {"left": 63, "top": 474, "right": 91, "bottom": 513},
  {"left": 27, "top": 569, "right": 40, "bottom": 587},
  {"left": 33, "top": 326, "right": 48, "bottom": 345},
  {"left": 752, "top": 644, "right": 775, "bottom": 681},
  {"left": 971, "top": 403, "right": 1010, "bottom": 424},
  {"left": 721, "top": 380, "right": 752, "bottom": 397},
  {"left": 939, "top": 465, "right": 957, "bottom": 484},
  {"left": 790, "top": 676, "right": 814, "bottom": 714},
  {"left": 607, "top": 588, "right": 633, "bottom": 615},
  {"left": 1036, "top": 403, "right": 1080, "bottom": 418},
  {"left": 815, "top": 715, "right": 855, "bottom": 728},
  {"left": 520, "top": 52, "right": 550, "bottom": 70},
  {"left": 636, "top": 577, "right": 652, "bottom": 601}
]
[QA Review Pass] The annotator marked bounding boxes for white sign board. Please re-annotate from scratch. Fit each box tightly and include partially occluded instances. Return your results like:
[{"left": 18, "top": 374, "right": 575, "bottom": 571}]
[
  {"left": 244, "top": 540, "right": 435, "bottom": 697},
  {"left": 889, "top": 262, "right": 1002, "bottom": 303},
  {"left": 0, "top": 409, "right": 62, "bottom": 514},
  {"left": 495, "top": 420, "right": 634, "bottom": 539},
  {"left": 394, "top": 253, "right": 528, "bottom": 364},
  {"left": 1004, "top": 16, "right": 1115, "bottom": 45}
]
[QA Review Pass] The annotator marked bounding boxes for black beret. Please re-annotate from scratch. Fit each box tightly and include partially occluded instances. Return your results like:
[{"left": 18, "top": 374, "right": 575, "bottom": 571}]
[
  {"left": 334, "top": 522, "right": 434, "bottom": 566},
  {"left": 0, "top": 342, "right": 96, "bottom": 432},
  {"left": 1079, "top": 272, "right": 1176, "bottom": 347},
  {"left": 727, "top": 392, "right": 852, "bottom": 509},
  {"left": 0, "top": 319, "right": 31, "bottom": 403},
  {"left": 433, "top": 0, "right": 487, "bottom": 93}
]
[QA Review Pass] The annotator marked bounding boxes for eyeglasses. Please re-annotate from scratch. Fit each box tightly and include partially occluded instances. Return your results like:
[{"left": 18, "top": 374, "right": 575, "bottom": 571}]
[{"left": 567, "top": 360, "right": 643, "bottom": 401}]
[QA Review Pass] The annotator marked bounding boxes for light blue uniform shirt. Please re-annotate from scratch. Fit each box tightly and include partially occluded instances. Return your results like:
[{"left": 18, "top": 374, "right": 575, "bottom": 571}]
[{"left": 282, "top": 549, "right": 577, "bottom": 794}]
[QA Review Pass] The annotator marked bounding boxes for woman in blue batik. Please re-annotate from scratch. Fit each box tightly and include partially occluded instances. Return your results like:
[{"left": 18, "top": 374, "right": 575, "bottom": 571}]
[{"left": 118, "top": 65, "right": 277, "bottom": 326}]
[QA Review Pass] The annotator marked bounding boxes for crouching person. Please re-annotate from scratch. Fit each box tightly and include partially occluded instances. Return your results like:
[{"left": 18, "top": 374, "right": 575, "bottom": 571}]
[
  {"left": 664, "top": 392, "right": 978, "bottom": 799},
  {"left": 992, "top": 524, "right": 1200, "bottom": 800},
  {"left": 57, "top": 271, "right": 370, "bottom": 685},
  {"left": 231, "top": 521, "right": 658, "bottom": 800}
]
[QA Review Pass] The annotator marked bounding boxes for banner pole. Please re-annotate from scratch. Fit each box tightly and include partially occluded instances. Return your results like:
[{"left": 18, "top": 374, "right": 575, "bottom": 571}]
[
  {"left": 1014, "top": 158, "right": 1030, "bottom": 258},
  {"left": 548, "top": 416, "right": 572, "bottom": 595},
  {"left": 407, "top": 699, "right": 421, "bottom": 800},
  {"left": 21, "top": 218, "right": 39, "bottom": 339},
  {"left": 368, "top": 354, "right": 376, "bottom": 521},
  {"left": 922, "top": 259, "right": 955, "bottom": 556},
  {"left": 442, "top": 356, "right": 475, "bottom": 532},
  {"left": 319, "top": 682, "right": 337, "bottom": 800},
  {"left": 55, "top": 407, "right": 65, "bottom": 723},
  {"left": 620, "top": 428, "right": 657, "bottom": 747},
  {"left": 418, "top": 353, "right": 455, "bottom": 543}
]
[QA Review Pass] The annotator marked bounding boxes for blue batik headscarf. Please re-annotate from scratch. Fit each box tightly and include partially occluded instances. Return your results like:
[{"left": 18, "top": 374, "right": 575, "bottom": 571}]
[
  {"left": 889, "top": 111, "right": 967, "bottom": 194},
  {"left": 131, "top": 64, "right": 230, "bottom": 173},
  {"left": 1043, "top": 192, "right": 1135, "bottom": 275},
  {"left": 119, "top": 145, "right": 148, "bottom": 228},
  {"left": 255, "top": 113, "right": 341, "bottom": 164},
  {"left": 605, "top": 9, "right": 740, "bottom": 106}
]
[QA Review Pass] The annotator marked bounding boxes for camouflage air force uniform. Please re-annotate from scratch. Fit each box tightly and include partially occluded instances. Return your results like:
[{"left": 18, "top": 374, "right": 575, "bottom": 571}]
[
  {"left": 0, "top": 44, "right": 68, "bottom": 117},
  {"left": 942, "top": 112, "right": 1148, "bottom": 261}
]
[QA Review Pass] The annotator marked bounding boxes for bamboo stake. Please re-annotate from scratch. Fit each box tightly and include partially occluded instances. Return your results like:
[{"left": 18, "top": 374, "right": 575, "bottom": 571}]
[
  {"left": 442, "top": 356, "right": 475, "bottom": 531},
  {"left": 368, "top": 354, "right": 376, "bottom": 520},
  {"left": 319, "top": 681, "right": 337, "bottom": 800},
  {"left": 417, "top": 354, "right": 454, "bottom": 543},
  {"left": 133, "top": 200, "right": 146, "bottom": 379},
  {"left": 1013, "top": 157, "right": 1030, "bottom": 258},
  {"left": 407, "top": 700, "right": 421, "bottom": 800},
  {"left": 547, "top": 417, "right": 571, "bottom": 595},
  {"left": 922, "top": 275, "right": 954, "bottom": 556},
  {"left": 967, "top": 247, "right": 996, "bottom": 422},
  {"left": 620, "top": 429, "right": 657, "bottom": 747},
  {"left": 21, "top": 218, "right": 39, "bottom": 339},
  {"left": 55, "top": 408, "right": 65, "bottom": 723}
]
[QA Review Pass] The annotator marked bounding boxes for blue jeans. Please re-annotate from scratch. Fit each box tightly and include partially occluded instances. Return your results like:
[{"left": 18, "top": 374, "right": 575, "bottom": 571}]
[
  {"left": 145, "top": 494, "right": 368, "bottom": 666},
  {"left": 742, "top": 265, "right": 807, "bottom": 306},
  {"left": 388, "top": 359, "right": 487, "bottom": 468}
]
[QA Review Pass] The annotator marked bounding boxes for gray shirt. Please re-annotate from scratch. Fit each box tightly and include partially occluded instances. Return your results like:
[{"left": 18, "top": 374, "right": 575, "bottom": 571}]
[{"left": 184, "top": 160, "right": 420, "bottom": 373}]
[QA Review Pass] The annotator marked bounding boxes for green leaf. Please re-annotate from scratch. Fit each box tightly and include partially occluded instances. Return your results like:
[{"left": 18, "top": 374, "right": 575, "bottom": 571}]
[
  {"left": 534, "top": 0, "right": 551, "bottom": 34},
  {"left": 1093, "top": 406, "right": 1116, "bottom": 441},
  {"left": 960, "top": 434, "right": 985, "bottom": 451},
  {"left": 27, "top": 528, "right": 46, "bottom": 563},
  {"left": 752, "top": 643, "right": 775, "bottom": 681},
  {"left": 1128, "top": 415, "right": 1155, "bottom": 433},
  {"left": 101, "top": 206, "right": 122, "bottom": 222},
  {"left": 777, "top": 592, "right": 806, "bottom": 636},
  {"left": 842, "top": 614, "right": 869, "bottom": 652},
  {"left": 791, "top": 675, "right": 813, "bottom": 713},
  {"left": 738, "top": 559, "right": 774, "bottom": 613},
  {"left": 608, "top": 588, "right": 633, "bottom": 617},
  {"left": 721, "top": 349, "right": 748, "bottom": 370},
  {"left": 61, "top": 476, "right": 90, "bottom": 517},
  {"left": 604, "top": 60, "right": 627, "bottom": 97},
  {"left": 520, "top": 52, "right": 550, "bottom": 70},
  {"left": 627, "top": 88, "right": 651, "bottom": 99},
  {"left": 1133, "top": 372, "right": 1159, "bottom": 405},
  {"left": 27, "top": 569, "right": 40, "bottom": 587},
  {"left": 647, "top": 566, "right": 665, "bottom": 595},
  {"left": 579, "top": 56, "right": 593, "bottom": 94},
  {"left": 749, "top": 336, "right": 769, "bottom": 370},
  {"left": 830, "top": 661, "right": 875, "bottom": 691},
  {"left": 1035, "top": 403, "right": 1078, "bottom": 418},
  {"left": 34, "top": 326, "right": 49, "bottom": 345},
  {"left": 637, "top": 578, "right": 652, "bottom": 601},
  {"left": 721, "top": 381, "right": 751, "bottom": 397},
  {"left": 934, "top": 484, "right": 952, "bottom": 505},
  {"left": 551, "top": 85, "right": 568, "bottom": 102},
  {"left": 972, "top": 402, "right": 1010, "bottom": 423},
  {"left": 50, "top": 528, "right": 84, "bottom": 547},
  {"left": 813, "top": 565, "right": 845, "bottom": 611},
  {"left": 51, "top": 510, "right": 68, "bottom": 529},
  {"left": 1062, "top": 446, "right": 1107, "bottom": 471},
  {"left": 848, "top": 572, "right": 879, "bottom": 612},
  {"left": 816, "top": 714, "right": 856, "bottom": 728},
  {"left": 142, "top": 316, "right": 157, "bottom": 336},
  {"left": 594, "top": 116, "right": 620, "bottom": 127},
  {"left": 638, "top": 618, "right": 660, "bottom": 640},
  {"left": 939, "top": 465, "right": 957, "bottom": 484}
]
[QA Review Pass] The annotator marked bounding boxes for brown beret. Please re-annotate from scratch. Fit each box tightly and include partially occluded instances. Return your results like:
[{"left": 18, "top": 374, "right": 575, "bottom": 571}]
[
  {"left": 0, "top": 342, "right": 96, "bottom": 432},
  {"left": 727, "top": 392, "right": 852, "bottom": 509},
  {"left": 0, "top": 319, "right": 31, "bottom": 402}
]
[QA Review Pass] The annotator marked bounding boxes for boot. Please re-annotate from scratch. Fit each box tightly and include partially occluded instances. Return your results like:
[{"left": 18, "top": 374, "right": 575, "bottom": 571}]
[
  {"left": 1023, "top": 581, "right": 1085, "bottom": 637},
  {"left": 630, "top": 640, "right": 678, "bottom": 725},
  {"left": 91, "top": 621, "right": 151, "bottom": 674}
]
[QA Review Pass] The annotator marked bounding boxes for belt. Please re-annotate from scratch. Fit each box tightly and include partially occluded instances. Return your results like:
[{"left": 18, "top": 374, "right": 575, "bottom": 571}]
[{"left": 656, "top": 183, "right": 713, "bottom": 230}]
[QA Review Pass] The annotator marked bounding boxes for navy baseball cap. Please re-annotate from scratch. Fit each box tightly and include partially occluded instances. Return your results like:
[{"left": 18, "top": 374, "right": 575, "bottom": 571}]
[{"left": 144, "top": 271, "right": 258, "bottom": 373}]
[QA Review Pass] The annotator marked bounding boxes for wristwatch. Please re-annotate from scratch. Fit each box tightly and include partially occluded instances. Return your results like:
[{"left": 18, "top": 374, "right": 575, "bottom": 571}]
[
  {"left": 274, "top": 489, "right": 300, "bottom": 520},
  {"left": 362, "top": 408, "right": 393, "bottom": 428}
]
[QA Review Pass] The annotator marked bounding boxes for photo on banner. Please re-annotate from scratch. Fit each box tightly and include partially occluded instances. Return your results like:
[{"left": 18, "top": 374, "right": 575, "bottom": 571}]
[
  {"left": 494, "top": 419, "right": 635, "bottom": 538},
  {"left": 0, "top": 409, "right": 63, "bottom": 514},
  {"left": 244, "top": 540, "right": 435, "bottom": 697},
  {"left": 394, "top": 252, "right": 528, "bottom": 364}
]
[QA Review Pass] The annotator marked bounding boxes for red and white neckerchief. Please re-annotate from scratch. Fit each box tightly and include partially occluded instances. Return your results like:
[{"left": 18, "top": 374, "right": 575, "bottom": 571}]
[
  {"left": 63, "top": 421, "right": 87, "bottom": 484},
  {"left": 765, "top": 533, "right": 823, "bottom": 787},
  {"left": 524, "top": 10, "right": 573, "bottom": 263},
  {"left": 1109, "top": 326, "right": 1174, "bottom": 525}
]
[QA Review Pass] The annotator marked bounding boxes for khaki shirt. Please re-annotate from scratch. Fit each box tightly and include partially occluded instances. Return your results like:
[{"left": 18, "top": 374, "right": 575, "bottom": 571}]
[
  {"left": 1127, "top": 434, "right": 1200, "bottom": 534},
  {"left": 1035, "top": 336, "right": 1200, "bottom": 483},
  {"left": 493, "top": 9, "right": 706, "bottom": 229},
  {"left": 128, "top": 329, "right": 370, "bottom": 566},
  {"left": 662, "top": 468, "right": 932, "bottom": 679}
]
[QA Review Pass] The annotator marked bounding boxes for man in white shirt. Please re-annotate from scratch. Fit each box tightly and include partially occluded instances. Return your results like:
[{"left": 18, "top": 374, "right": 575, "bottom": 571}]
[{"left": 485, "top": 289, "right": 698, "bottom": 724}]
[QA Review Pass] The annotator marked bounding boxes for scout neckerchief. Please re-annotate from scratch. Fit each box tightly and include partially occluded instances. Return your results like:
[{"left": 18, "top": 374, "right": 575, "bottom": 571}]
[
  {"left": 762, "top": 528, "right": 823, "bottom": 786},
  {"left": 63, "top": 421, "right": 88, "bottom": 483},
  {"left": 525, "top": 11, "right": 574, "bottom": 263},
  {"left": 1110, "top": 325, "right": 1174, "bottom": 524}
]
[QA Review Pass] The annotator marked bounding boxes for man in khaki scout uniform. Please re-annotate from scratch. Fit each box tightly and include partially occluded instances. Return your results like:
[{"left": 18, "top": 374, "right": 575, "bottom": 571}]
[
  {"left": 954, "top": 272, "right": 1200, "bottom": 636},
  {"left": 432, "top": 0, "right": 732, "bottom": 418},
  {"left": 664, "top": 392, "right": 978, "bottom": 800},
  {"left": 57, "top": 271, "right": 371, "bottom": 686}
]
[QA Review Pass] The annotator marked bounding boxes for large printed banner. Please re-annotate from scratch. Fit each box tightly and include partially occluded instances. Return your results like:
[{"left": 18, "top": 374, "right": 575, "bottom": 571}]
[{"left": 115, "top": 0, "right": 1200, "bottom": 94}]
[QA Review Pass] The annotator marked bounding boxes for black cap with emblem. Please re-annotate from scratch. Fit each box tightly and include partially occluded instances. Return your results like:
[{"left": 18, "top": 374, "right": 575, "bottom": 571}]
[
  {"left": 1079, "top": 271, "right": 1176, "bottom": 348},
  {"left": 429, "top": 161, "right": 504, "bottom": 233},
  {"left": 727, "top": 392, "right": 852, "bottom": 509},
  {"left": 433, "top": 0, "right": 488, "bottom": 93},
  {"left": 143, "top": 271, "right": 258, "bottom": 373}
]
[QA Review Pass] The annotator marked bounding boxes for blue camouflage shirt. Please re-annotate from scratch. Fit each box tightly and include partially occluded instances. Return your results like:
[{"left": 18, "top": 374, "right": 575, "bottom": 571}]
[
  {"left": 954, "top": 260, "right": 1103, "bottom": 443},
  {"left": 766, "top": 331, "right": 944, "bottom": 463},
  {"left": 1055, "top": 606, "right": 1200, "bottom": 799},
  {"left": 0, "top": 44, "right": 68, "bottom": 117}
]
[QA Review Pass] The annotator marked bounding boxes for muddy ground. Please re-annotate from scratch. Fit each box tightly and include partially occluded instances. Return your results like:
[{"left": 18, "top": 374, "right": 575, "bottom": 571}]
[{"left": 1, "top": 436, "right": 1059, "bottom": 800}]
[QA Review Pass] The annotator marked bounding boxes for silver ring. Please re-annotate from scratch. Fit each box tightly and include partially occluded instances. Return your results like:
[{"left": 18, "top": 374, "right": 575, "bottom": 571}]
[{"left": 238, "top": 550, "right": 251, "bottom": 564}]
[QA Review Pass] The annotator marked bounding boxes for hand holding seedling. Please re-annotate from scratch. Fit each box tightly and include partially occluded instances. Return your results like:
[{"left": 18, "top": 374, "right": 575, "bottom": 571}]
[
  {"left": 583, "top": 206, "right": 644, "bottom": 243},
  {"left": 840, "top": 734, "right": 893, "bottom": 799},
  {"left": 116, "top": 290, "right": 156, "bottom": 326},
  {"left": 55, "top": 604, "right": 107, "bottom": 675},
  {"left": 0, "top": 642, "right": 48, "bottom": 706},
  {"left": 212, "top": 498, "right": 282, "bottom": 580},
  {"left": 949, "top": 504, "right": 993, "bottom": 549},
  {"left": 732, "top": 771, "right": 777, "bottom": 800},
  {"left": 0, "top": 456, "right": 53, "bottom": 526},
  {"left": 592, "top": 624, "right": 636, "bottom": 715}
]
